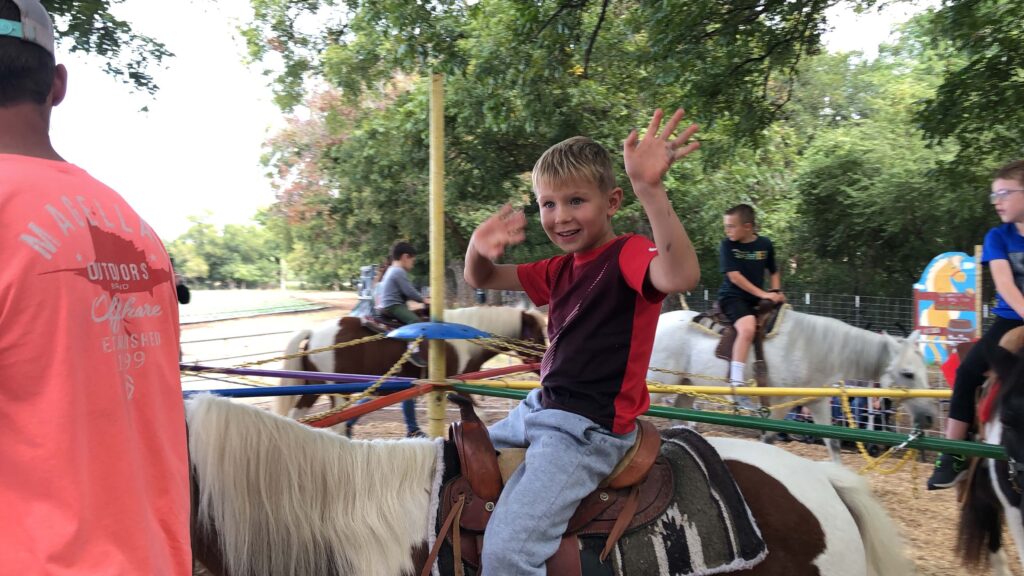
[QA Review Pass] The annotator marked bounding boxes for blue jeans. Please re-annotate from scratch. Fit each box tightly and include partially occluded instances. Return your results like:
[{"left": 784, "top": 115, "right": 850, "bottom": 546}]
[
  {"left": 482, "top": 389, "right": 636, "bottom": 575},
  {"left": 344, "top": 397, "right": 419, "bottom": 434}
]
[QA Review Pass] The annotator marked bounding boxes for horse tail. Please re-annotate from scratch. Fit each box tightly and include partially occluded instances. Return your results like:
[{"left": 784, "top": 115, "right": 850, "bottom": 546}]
[
  {"left": 957, "top": 461, "right": 1004, "bottom": 569},
  {"left": 818, "top": 461, "right": 917, "bottom": 576},
  {"left": 522, "top": 307, "right": 548, "bottom": 338},
  {"left": 275, "top": 329, "right": 312, "bottom": 416}
]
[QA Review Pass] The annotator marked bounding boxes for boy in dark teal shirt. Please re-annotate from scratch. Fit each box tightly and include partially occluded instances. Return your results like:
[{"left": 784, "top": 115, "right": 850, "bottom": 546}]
[{"left": 718, "top": 204, "right": 785, "bottom": 387}]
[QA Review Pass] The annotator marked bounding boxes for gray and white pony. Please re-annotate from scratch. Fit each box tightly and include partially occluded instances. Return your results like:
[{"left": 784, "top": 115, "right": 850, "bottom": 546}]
[{"left": 648, "top": 308, "right": 938, "bottom": 462}]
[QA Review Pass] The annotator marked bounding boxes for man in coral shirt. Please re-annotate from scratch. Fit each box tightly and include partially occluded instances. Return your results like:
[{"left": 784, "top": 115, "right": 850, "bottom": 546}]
[{"left": 0, "top": 1, "right": 191, "bottom": 574}]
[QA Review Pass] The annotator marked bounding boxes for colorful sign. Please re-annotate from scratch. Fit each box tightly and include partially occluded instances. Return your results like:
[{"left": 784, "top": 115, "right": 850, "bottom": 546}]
[{"left": 913, "top": 251, "right": 979, "bottom": 364}]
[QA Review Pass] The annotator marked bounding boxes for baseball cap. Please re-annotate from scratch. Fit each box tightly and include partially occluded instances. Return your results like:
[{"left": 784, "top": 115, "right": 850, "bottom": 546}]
[{"left": 0, "top": 0, "right": 55, "bottom": 55}]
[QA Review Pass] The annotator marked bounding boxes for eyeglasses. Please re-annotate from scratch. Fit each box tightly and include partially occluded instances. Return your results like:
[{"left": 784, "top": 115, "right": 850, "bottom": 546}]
[{"left": 990, "top": 189, "right": 1024, "bottom": 203}]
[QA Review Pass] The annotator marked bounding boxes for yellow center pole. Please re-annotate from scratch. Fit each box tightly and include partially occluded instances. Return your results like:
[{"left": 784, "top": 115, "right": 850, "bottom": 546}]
[{"left": 427, "top": 73, "right": 447, "bottom": 438}]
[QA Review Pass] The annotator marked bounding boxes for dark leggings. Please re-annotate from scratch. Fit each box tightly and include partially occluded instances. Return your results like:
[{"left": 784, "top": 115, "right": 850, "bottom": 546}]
[{"left": 948, "top": 316, "right": 1024, "bottom": 424}]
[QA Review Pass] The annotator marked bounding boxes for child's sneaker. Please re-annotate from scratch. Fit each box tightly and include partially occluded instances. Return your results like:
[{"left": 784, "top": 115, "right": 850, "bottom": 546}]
[
  {"left": 407, "top": 343, "right": 427, "bottom": 368},
  {"left": 927, "top": 452, "right": 968, "bottom": 490}
]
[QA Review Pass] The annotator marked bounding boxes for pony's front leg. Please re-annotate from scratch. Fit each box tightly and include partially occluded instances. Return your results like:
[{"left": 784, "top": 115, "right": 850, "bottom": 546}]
[{"left": 805, "top": 399, "right": 843, "bottom": 463}]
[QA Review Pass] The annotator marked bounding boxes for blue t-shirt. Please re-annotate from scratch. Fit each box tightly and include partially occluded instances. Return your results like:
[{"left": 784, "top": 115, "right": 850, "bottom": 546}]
[
  {"left": 718, "top": 236, "right": 777, "bottom": 301},
  {"left": 983, "top": 223, "right": 1024, "bottom": 320}
]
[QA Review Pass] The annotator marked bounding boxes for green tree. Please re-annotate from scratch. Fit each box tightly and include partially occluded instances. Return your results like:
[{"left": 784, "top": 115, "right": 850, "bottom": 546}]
[
  {"left": 168, "top": 216, "right": 282, "bottom": 287},
  {"left": 915, "top": 0, "right": 1024, "bottom": 187},
  {"left": 785, "top": 22, "right": 988, "bottom": 294},
  {"left": 253, "top": 3, "right": 1016, "bottom": 297},
  {"left": 44, "top": 0, "right": 171, "bottom": 93}
]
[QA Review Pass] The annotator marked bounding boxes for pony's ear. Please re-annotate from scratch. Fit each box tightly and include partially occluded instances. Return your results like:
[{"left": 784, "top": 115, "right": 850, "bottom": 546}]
[
  {"left": 882, "top": 332, "right": 901, "bottom": 349},
  {"left": 905, "top": 330, "right": 921, "bottom": 345}
]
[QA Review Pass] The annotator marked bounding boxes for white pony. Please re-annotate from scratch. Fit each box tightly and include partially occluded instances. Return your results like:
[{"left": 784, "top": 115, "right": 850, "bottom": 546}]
[
  {"left": 188, "top": 394, "right": 915, "bottom": 576},
  {"left": 648, "top": 308, "right": 938, "bottom": 461}
]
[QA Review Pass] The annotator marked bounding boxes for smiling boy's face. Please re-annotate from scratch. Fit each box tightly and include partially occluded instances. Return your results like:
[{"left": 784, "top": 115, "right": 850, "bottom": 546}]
[{"left": 535, "top": 177, "right": 621, "bottom": 254}]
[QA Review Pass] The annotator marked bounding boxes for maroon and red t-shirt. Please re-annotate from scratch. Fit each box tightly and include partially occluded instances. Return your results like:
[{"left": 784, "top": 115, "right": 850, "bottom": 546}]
[{"left": 517, "top": 234, "right": 666, "bottom": 434}]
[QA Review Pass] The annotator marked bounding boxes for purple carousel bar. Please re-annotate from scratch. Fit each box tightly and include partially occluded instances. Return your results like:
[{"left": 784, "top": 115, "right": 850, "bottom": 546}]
[
  {"left": 182, "top": 381, "right": 414, "bottom": 398},
  {"left": 179, "top": 363, "right": 418, "bottom": 398},
  {"left": 181, "top": 363, "right": 416, "bottom": 383}
]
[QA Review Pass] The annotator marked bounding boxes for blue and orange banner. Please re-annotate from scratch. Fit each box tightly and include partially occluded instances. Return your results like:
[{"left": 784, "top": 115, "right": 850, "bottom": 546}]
[{"left": 913, "top": 251, "right": 980, "bottom": 365}]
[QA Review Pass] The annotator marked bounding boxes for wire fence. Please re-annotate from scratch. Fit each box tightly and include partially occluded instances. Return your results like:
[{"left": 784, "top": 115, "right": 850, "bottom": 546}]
[{"left": 669, "top": 283, "right": 918, "bottom": 336}]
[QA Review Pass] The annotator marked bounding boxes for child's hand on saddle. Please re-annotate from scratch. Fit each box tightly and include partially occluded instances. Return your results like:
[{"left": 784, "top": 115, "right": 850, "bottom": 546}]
[
  {"left": 624, "top": 108, "right": 700, "bottom": 193},
  {"left": 766, "top": 292, "right": 786, "bottom": 304},
  {"left": 472, "top": 204, "right": 527, "bottom": 260}
]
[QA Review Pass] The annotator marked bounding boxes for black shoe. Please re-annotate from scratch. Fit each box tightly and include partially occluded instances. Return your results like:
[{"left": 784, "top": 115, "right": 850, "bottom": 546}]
[
  {"left": 407, "top": 428, "right": 427, "bottom": 438},
  {"left": 927, "top": 452, "right": 968, "bottom": 490}
]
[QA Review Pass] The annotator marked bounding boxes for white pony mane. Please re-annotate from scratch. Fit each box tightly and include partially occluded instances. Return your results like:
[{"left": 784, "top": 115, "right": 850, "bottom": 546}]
[
  {"left": 786, "top": 310, "right": 894, "bottom": 381},
  {"left": 188, "top": 394, "right": 441, "bottom": 576},
  {"left": 444, "top": 306, "right": 525, "bottom": 339},
  {"left": 443, "top": 306, "right": 546, "bottom": 372}
]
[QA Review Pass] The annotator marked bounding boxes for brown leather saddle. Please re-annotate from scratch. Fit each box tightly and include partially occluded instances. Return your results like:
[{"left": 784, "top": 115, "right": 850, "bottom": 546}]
[
  {"left": 692, "top": 300, "right": 785, "bottom": 388},
  {"left": 422, "top": 395, "right": 673, "bottom": 575},
  {"left": 362, "top": 307, "right": 430, "bottom": 334}
]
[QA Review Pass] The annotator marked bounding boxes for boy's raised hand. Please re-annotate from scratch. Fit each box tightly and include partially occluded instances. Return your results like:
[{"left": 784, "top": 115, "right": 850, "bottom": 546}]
[
  {"left": 471, "top": 204, "right": 527, "bottom": 260},
  {"left": 623, "top": 108, "right": 700, "bottom": 191}
]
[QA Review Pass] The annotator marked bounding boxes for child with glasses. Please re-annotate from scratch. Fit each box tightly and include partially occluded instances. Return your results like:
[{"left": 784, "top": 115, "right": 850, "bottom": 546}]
[{"left": 928, "top": 159, "right": 1024, "bottom": 489}]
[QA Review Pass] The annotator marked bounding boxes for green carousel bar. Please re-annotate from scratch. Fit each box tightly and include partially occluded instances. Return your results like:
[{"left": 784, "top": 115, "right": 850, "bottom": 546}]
[{"left": 451, "top": 384, "right": 1007, "bottom": 460}]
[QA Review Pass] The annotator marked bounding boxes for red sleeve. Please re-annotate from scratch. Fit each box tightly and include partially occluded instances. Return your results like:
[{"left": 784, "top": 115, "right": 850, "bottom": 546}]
[
  {"left": 516, "top": 257, "right": 558, "bottom": 306},
  {"left": 619, "top": 235, "right": 666, "bottom": 303}
]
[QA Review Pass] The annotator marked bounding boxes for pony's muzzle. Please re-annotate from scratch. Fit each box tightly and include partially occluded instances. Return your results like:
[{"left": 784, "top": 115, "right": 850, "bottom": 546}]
[{"left": 905, "top": 397, "right": 938, "bottom": 430}]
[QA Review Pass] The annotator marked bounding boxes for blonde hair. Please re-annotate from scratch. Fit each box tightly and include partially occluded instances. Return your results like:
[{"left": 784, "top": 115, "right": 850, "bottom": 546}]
[{"left": 532, "top": 136, "right": 616, "bottom": 193}]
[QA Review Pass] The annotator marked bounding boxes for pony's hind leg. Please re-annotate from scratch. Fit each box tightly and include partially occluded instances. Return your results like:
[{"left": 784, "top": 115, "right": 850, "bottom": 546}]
[
  {"left": 805, "top": 399, "right": 843, "bottom": 462},
  {"left": 287, "top": 392, "right": 320, "bottom": 419},
  {"left": 991, "top": 548, "right": 1011, "bottom": 576}
]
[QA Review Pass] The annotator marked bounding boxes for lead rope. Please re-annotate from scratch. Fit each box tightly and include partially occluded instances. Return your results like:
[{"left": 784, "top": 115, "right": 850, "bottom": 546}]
[{"left": 421, "top": 494, "right": 466, "bottom": 576}]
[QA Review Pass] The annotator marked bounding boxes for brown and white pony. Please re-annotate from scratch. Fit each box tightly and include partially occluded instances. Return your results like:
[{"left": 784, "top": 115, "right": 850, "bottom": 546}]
[
  {"left": 957, "top": 327, "right": 1024, "bottom": 575},
  {"left": 188, "top": 394, "right": 915, "bottom": 576},
  {"left": 275, "top": 306, "right": 547, "bottom": 418}
]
